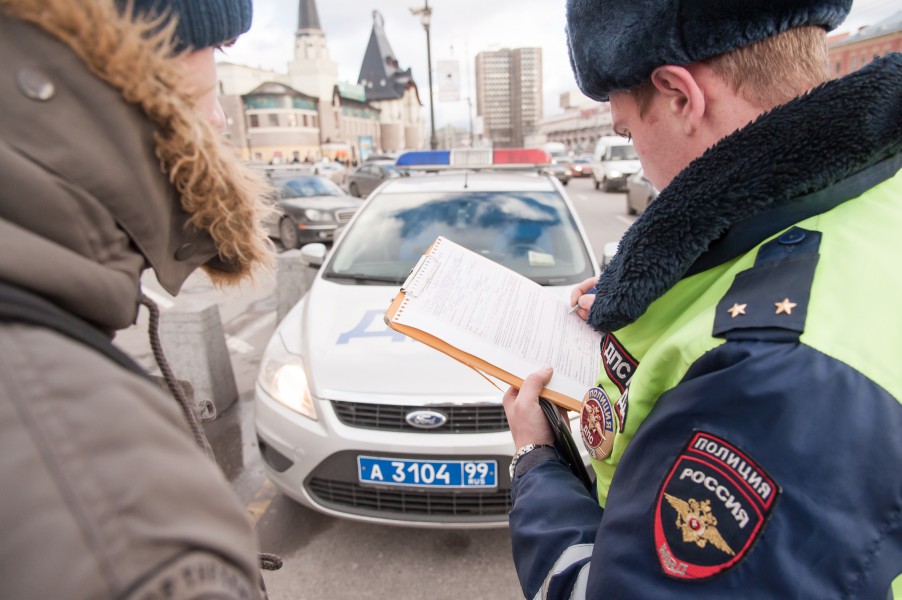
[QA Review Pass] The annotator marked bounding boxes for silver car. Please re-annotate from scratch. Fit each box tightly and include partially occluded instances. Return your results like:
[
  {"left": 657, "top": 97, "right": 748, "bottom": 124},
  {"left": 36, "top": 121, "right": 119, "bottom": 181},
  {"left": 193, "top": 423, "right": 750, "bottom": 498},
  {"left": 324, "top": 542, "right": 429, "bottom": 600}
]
[
  {"left": 625, "top": 167, "right": 659, "bottom": 216},
  {"left": 347, "top": 163, "right": 405, "bottom": 198}
]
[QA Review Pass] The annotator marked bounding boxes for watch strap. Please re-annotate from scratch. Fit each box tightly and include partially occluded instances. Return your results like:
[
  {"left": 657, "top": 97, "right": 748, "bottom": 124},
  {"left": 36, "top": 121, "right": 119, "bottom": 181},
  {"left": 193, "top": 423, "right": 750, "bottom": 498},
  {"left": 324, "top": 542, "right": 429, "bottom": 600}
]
[{"left": 509, "top": 443, "right": 554, "bottom": 478}]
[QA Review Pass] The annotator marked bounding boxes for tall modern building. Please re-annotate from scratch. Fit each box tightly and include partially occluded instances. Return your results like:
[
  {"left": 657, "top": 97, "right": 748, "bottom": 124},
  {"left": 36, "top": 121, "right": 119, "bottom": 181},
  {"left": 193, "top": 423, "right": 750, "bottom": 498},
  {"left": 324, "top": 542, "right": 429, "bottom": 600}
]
[{"left": 474, "top": 47, "right": 542, "bottom": 148}]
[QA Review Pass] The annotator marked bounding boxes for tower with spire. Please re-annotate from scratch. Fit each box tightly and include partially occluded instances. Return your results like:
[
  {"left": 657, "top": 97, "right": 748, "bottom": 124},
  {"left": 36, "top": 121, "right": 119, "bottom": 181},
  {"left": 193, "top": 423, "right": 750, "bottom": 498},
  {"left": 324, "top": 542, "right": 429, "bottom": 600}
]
[{"left": 288, "top": 0, "right": 339, "bottom": 143}]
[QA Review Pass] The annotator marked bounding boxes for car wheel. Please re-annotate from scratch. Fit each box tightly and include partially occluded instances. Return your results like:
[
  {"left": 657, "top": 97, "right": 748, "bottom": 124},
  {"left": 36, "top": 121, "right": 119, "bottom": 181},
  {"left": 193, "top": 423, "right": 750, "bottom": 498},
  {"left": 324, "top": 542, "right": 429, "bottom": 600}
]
[
  {"left": 562, "top": 179, "right": 569, "bottom": 186},
  {"left": 279, "top": 217, "right": 300, "bottom": 250},
  {"left": 349, "top": 182, "right": 360, "bottom": 197}
]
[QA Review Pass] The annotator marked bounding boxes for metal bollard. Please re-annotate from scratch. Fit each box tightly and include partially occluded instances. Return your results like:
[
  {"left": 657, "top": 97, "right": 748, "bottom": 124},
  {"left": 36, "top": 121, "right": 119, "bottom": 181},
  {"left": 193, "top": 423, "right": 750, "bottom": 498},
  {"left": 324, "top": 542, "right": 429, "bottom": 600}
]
[
  {"left": 158, "top": 299, "right": 238, "bottom": 415},
  {"left": 276, "top": 249, "right": 318, "bottom": 323}
]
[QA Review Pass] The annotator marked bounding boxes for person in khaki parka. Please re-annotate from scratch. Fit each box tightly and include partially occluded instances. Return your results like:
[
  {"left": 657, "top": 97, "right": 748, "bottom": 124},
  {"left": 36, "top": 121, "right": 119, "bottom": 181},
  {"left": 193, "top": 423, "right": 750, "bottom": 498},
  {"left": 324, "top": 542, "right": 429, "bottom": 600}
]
[{"left": 0, "top": 0, "right": 276, "bottom": 597}]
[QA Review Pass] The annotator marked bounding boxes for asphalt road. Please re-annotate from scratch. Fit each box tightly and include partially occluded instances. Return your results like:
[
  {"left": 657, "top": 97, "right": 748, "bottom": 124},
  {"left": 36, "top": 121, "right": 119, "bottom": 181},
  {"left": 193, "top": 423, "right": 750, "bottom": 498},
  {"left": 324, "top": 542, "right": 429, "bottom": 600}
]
[{"left": 114, "top": 175, "right": 633, "bottom": 600}]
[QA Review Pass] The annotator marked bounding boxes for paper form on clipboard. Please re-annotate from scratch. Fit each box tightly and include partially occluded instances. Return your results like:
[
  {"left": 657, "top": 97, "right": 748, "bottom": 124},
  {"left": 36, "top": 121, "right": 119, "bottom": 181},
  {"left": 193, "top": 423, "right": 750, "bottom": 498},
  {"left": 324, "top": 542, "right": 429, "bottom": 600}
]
[{"left": 384, "top": 236, "right": 601, "bottom": 412}]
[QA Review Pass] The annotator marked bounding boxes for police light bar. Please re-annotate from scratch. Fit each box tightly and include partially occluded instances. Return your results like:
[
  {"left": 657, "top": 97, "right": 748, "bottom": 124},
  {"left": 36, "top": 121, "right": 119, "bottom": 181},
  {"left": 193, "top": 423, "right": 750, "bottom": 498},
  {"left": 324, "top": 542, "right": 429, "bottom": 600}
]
[
  {"left": 395, "top": 148, "right": 551, "bottom": 169},
  {"left": 395, "top": 150, "right": 451, "bottom": 166}
]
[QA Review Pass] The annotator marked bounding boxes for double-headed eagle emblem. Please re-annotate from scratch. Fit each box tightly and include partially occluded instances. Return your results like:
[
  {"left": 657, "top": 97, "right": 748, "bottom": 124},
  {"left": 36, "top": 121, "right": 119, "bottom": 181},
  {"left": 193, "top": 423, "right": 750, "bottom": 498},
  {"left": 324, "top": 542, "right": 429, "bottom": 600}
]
[{"left": 663, "top": 494, "right": 735, "bottom": 556}]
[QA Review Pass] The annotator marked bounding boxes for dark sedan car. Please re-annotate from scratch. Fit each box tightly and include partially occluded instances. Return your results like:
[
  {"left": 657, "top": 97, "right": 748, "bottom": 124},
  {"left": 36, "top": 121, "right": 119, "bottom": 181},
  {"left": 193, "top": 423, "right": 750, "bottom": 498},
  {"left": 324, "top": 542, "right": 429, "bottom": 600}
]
[
  {"left": 268, "top": 175, "right": 363, "bottom": 249},
  {"left": 347, "top": 163, "right": 405, "bottom": 198}
]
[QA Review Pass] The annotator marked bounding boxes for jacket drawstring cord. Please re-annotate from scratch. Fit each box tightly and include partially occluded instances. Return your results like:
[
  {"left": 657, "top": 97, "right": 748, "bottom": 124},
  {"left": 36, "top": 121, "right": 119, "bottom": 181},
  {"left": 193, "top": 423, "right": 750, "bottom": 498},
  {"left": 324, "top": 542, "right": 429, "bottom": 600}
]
[{"left": 139, "top": 293, "right": 215, "bottom": 459}]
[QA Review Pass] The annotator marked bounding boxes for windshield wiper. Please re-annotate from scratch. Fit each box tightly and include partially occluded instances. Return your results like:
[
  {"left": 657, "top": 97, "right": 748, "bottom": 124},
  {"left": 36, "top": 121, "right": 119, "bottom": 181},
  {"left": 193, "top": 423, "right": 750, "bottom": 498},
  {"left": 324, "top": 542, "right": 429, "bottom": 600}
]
[{"left": 324, "top": 272, "right": 404, "bottom": 285}]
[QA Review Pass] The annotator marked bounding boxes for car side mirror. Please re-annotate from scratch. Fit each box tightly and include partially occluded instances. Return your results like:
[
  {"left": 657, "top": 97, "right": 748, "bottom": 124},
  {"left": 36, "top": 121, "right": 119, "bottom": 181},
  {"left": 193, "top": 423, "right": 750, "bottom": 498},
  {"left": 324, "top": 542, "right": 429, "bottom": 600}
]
[{"left": 300, "top": 243, "right": 327, "bottom": 267}]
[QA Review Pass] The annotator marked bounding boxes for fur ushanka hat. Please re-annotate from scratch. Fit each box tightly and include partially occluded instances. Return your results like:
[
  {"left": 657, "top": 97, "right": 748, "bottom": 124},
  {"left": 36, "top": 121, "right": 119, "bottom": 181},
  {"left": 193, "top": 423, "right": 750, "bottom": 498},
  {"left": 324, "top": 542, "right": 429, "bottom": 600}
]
[{"left": 566, "top": 0, "right": 852, "bottom": 101}]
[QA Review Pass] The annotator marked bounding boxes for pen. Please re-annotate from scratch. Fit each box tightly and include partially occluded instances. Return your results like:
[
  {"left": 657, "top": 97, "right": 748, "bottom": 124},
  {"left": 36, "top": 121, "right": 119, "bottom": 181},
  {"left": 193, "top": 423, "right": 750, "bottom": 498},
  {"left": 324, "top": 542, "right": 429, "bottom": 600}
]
[{"left": 569, "top": 284, "right": 600, "bottom": 314}]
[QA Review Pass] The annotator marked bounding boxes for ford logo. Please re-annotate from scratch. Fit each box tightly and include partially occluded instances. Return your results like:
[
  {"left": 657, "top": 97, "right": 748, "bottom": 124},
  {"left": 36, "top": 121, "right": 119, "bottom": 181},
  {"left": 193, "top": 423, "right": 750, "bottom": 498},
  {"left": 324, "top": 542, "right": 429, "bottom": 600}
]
[{"left": 405, "top": 410, "right": 448, "bottom": 429}]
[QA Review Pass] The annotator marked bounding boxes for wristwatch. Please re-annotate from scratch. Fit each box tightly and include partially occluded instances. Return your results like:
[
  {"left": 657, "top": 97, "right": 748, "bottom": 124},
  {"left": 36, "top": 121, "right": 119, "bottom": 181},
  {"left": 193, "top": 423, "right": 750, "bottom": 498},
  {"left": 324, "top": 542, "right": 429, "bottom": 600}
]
[{"left": 509, "top": 443, "right": 554, "bottom": 478}]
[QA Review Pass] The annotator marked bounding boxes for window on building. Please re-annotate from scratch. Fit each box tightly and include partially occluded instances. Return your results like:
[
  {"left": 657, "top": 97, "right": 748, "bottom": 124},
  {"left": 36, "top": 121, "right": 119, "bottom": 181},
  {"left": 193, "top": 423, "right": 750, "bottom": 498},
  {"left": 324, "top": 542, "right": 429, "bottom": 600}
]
[
  {"left": 249, "top": 114, "right": 259, "bottom": 128},
  {"left": 850, "top": 57, "right": 857, "bottom": 69},
  {"left": 302, "top": 114, "right": 308, "bottom": 127},
  {"left": 267, "top": 114, "right": 279, "bottom": 127}
]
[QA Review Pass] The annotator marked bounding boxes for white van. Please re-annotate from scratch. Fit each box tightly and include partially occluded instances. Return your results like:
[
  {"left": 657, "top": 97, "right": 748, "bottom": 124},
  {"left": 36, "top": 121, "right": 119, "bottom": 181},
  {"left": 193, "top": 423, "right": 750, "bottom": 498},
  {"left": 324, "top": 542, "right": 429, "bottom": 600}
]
[{"left": 592, "top": 136, "right": 640, "bottom": 192}]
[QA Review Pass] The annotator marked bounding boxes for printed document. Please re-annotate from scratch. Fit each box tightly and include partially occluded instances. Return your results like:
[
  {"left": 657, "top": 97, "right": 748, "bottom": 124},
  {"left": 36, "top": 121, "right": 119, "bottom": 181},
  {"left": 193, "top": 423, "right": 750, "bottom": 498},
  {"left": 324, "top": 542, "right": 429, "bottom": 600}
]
[{"left": 387, "top": 237, "right": 601, "bottom": 409}]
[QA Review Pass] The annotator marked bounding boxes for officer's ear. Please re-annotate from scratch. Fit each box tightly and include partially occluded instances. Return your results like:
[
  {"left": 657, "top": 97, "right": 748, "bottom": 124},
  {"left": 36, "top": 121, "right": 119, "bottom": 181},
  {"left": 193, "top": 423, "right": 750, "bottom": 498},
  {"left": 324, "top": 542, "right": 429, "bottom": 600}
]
[{"left": 650, "top": 65, "right": 705, "bottom": 137}]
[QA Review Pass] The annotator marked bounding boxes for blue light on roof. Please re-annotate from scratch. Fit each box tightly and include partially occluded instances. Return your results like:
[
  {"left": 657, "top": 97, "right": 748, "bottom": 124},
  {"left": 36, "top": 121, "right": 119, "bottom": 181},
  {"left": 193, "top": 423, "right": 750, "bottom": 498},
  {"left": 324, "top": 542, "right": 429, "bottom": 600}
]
[{"left": 395, "top": 151, "right": 451, "bottom": 166}]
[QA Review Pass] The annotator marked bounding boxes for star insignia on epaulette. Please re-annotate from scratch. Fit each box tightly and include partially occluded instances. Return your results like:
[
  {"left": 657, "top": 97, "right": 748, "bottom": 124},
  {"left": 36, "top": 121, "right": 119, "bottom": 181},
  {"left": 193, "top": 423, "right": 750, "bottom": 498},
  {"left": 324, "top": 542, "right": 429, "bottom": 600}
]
[
  {"left": 727, "top": 303, "right": 747, "bottom": 318},
  {"left": 774, "top": 298, "right": 797, "bottom": 315}
]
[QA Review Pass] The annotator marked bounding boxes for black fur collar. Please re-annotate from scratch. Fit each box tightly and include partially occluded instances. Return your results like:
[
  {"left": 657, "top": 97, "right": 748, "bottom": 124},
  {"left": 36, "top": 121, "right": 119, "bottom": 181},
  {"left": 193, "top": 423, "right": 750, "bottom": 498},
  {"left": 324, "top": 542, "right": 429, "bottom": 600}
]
[{"left": 588, "top": 53, "right": 902, "bottom": 333}]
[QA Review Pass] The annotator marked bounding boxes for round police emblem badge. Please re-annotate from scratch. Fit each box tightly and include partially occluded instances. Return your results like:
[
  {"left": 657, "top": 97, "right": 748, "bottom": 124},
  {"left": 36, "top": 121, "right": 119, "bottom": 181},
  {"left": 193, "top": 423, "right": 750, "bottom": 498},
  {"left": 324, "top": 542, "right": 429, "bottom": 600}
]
[{"left": 581, "top": 387, "right": 616, "bottom": 460}]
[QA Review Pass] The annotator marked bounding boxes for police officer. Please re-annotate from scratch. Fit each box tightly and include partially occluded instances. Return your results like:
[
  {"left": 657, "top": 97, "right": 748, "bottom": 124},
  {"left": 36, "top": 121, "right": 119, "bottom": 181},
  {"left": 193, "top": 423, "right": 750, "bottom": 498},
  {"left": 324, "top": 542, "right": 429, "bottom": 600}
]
[{"left": 503, "top": 0, "right": 902, "bottom": 597}]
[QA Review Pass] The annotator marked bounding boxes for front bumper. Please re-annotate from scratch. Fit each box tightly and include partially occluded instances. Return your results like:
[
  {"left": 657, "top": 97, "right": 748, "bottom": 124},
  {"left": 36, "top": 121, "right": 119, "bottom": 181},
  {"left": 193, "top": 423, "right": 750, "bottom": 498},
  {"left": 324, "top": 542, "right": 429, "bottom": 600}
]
[
  {"left": 606, "top": 175, "right": 629, "bottom": 191},
  {"left": 295, "top": 223, "right": 338, "bottom": 243},
  {"left": 254, "top": 385, "right": 518, "bottom": 528}
]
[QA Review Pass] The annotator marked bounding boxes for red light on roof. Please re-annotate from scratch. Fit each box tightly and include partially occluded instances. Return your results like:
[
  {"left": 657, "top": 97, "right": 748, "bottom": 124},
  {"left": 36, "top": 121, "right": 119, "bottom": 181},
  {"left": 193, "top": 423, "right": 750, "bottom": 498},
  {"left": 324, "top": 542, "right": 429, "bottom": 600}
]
[{"left": 493, "top": 149, "right": 550, "bottom": 165}]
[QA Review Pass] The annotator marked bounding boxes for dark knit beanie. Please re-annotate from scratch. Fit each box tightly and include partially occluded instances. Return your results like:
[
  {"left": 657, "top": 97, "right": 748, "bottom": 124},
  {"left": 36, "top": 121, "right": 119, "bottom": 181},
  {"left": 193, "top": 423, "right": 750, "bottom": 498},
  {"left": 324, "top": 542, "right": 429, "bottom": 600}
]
[
  {"left": 566, "top": 0, "right": 852, "bottom": 101},
  {"left": 117, "top": 0, "right": 253, "bottom": 51}
]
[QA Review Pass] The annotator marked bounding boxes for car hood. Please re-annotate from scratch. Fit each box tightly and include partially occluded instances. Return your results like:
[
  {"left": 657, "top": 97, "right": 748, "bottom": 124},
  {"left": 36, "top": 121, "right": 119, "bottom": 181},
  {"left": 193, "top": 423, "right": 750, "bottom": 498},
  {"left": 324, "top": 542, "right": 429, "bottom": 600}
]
[
  {"left": 285, "top": 278, "right": 571, "bottom": 403},
  {"left": 279, "top": 196, "right": 361, "bottom": 211}
]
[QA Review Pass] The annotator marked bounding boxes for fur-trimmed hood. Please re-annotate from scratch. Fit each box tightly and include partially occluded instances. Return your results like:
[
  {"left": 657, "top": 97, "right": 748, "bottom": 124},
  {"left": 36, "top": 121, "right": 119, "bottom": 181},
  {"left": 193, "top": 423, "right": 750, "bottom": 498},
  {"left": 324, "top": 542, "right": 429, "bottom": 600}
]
[
  {"left": 0, "top": 0, "right": 273, "bottom": 330},
  {"left": 589, "top": 53, "right": 902, "bottom": 333}
]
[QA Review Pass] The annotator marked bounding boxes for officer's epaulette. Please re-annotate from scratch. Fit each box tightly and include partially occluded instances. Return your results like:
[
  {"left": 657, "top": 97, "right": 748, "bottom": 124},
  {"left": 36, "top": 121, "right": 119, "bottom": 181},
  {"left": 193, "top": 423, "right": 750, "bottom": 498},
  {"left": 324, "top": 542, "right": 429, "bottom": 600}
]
[{"left": 713, "top": 227, "right": 820, "bottom": 342}]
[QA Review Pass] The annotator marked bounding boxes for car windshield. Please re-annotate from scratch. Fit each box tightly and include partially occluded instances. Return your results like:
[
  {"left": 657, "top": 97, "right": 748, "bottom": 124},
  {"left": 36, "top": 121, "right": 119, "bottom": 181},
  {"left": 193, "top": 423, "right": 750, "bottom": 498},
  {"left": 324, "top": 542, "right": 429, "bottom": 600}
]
[
  {"left": 275, "top": 176, "right": 344, "bottom": 198},
  {"left": 609, "top": 145, "right": 638, "bottom": 160},
  {"left": 323, "top": 189, "right": 594, "bottom": 285}
]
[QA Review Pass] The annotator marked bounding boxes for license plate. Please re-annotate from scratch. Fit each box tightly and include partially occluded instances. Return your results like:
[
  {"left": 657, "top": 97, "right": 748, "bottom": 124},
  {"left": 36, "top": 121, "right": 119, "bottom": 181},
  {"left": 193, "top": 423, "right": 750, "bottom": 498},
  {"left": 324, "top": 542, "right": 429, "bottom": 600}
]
[{"left": 357, "top": 456, "right": 497, "bottom": 488}]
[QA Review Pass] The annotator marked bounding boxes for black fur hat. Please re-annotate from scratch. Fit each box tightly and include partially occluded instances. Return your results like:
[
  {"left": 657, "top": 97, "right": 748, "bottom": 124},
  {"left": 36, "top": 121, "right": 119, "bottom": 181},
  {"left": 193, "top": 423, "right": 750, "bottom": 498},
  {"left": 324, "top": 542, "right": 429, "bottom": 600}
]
[{"left": 566, "top": 0, "right": 852, "bottom": 101}]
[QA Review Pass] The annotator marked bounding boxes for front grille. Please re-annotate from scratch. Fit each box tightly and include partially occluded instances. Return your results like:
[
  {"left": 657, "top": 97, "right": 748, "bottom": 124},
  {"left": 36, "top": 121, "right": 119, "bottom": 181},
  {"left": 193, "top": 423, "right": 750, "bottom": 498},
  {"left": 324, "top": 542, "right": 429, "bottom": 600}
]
[
  {"left": 335, "top": 209, "right": 356, "bottom": 224},
  {"left": 308, "top": 478, "right": 511, "bottom": 518},
  {"left": 331, "top": 401, "right": 509, "bottom": 433}
]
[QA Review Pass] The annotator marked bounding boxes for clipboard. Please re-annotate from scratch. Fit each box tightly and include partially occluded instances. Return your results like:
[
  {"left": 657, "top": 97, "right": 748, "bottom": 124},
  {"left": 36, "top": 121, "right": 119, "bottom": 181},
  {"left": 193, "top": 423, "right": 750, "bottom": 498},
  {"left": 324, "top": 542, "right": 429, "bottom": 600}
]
[
  {"left": 385, "top": 237, "right": 597, "bottom": 490},
  {"left": 384, "top": 237, "right": 595, "bottom": 413},
  {"left": 385, "top": 290, "right": 583, "bottom": 413}
]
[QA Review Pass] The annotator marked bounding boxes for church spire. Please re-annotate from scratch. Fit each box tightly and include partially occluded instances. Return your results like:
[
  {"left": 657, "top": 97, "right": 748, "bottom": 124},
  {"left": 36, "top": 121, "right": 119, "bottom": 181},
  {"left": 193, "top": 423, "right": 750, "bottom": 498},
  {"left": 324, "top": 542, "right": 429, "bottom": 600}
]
[{"left": 297, "top": 0, "right": 322, "bottom": 36}]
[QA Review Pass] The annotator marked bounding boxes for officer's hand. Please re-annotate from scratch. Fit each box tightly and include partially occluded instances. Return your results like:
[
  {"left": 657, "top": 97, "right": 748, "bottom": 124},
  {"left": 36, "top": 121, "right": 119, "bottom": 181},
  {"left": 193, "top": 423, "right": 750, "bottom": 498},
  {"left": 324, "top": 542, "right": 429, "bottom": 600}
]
[
  {"left": 570, "top": 276, "right": 599, "bottom": 321},
  {"left": 502, "top": 366, "right": 555, "bottom": 449}
]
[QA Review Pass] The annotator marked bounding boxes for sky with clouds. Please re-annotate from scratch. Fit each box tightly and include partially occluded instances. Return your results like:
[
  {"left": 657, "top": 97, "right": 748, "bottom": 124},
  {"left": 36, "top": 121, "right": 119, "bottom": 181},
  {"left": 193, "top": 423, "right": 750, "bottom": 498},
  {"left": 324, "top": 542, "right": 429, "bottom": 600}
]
[{"left": 219, "top": 0, "right": 900, "bottom": 130}]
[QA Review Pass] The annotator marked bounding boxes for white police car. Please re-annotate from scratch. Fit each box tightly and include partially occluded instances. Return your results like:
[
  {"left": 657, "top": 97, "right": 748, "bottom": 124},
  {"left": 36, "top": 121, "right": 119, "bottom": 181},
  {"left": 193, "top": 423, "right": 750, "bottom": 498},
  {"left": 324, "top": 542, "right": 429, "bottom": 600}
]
[{"left": 254, "top": 149, "right": 599, "bottom": 527}]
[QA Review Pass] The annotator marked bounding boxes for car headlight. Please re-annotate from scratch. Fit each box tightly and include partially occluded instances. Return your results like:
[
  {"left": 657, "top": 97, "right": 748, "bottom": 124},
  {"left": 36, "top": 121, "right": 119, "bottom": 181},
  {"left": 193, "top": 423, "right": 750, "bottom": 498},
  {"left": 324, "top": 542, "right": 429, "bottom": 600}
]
[
  {"left": 608, "top": 170, "right": 623, "bottom": 179},
  {"left": 304, "top": 208, "right": 334, "bottom": 222},
  {"left": 258, "top": 334, "right": 317, "bottom": 420}
]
